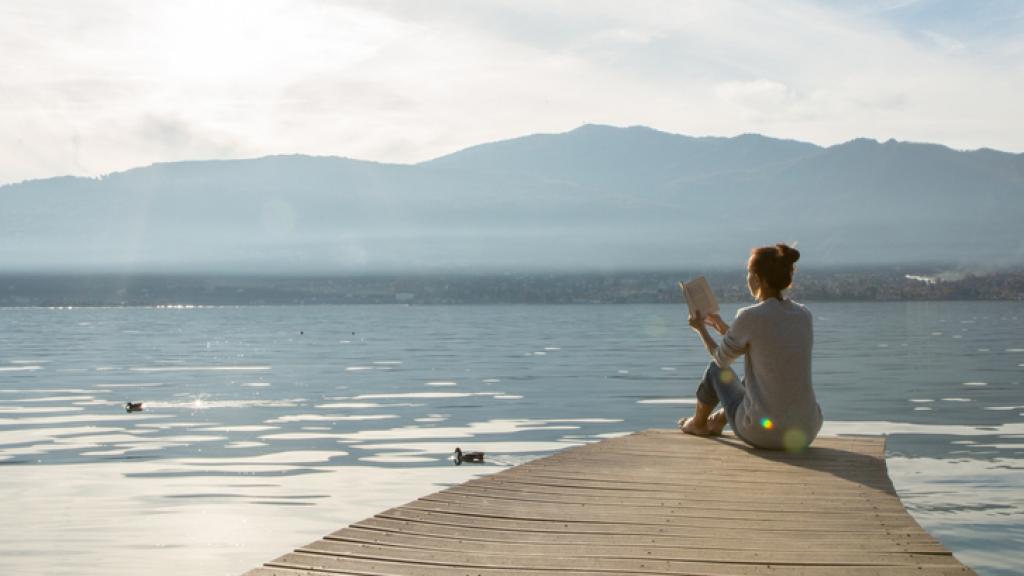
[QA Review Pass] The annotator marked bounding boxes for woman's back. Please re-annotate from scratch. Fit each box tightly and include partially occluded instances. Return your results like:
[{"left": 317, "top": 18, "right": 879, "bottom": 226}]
[
  {"left": 720, "top": 298, "right": 821, "bottom": 450},
  {"left": 681, "top": 243, "right": 821, "bottom": 450}
]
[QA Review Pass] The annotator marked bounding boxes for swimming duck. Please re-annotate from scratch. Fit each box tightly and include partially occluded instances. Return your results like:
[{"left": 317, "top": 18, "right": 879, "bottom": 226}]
[
  {"left": 453, "top": 447, "right": 484, "bottom": 465},
  {"left": 125, "top": 402, "right": 144, "bottom": 413}
]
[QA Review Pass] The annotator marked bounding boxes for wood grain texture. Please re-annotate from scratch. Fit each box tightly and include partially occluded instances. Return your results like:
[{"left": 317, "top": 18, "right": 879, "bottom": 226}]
[{"left": 242, "top": 430, "right": 976, "bottom": 576}]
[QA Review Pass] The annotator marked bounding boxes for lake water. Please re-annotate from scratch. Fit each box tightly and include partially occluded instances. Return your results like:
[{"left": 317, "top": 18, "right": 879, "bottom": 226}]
[{"left": 1, "top": 302, "right": 1022, "bottom": 575}]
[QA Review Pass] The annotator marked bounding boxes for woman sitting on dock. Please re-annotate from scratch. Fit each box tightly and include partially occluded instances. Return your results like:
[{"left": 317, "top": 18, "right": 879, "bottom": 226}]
[{"left": 679, "top": 244, "right": 822, "bottom": 451}]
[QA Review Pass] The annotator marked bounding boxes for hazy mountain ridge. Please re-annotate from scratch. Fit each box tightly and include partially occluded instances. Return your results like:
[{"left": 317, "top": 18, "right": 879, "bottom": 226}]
[
  {"left": 423, "top": 125, "right": 824, "bottom": 193},
  {"left": 2, "top": 125, "right": 1022, "bottom": 272}
]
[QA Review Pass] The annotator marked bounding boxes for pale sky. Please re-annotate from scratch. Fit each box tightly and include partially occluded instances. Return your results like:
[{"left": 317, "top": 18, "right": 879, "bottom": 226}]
[{"left": 1, "top": 0, "right": 1022, "bottom": 185}]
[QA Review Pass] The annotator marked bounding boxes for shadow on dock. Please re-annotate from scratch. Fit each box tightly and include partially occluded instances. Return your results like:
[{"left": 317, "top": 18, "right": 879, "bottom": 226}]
[{"left": 711, "top": 434, "right": 897, "bottom": 494}]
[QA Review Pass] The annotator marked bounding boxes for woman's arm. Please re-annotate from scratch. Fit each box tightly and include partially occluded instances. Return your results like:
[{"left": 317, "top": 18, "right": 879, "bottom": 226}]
[{"left": 693, "top": 309, "right": 751, "bottom": 369}]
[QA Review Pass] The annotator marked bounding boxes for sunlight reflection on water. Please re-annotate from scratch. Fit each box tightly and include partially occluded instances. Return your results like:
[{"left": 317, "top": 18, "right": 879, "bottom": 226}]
[{"left": 0, "top": 302, "right": 1022, "bottom": 575}]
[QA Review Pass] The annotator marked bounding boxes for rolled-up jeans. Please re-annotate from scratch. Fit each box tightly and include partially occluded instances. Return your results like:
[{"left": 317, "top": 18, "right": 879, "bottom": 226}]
[{"left": 695, "top": 362, "right": 746, "bottom": 432}]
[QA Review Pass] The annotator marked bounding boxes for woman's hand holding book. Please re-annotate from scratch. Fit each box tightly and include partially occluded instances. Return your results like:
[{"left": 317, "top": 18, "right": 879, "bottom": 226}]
[{"left": 706, "top": 313, "right": 729, "bottom": 335}]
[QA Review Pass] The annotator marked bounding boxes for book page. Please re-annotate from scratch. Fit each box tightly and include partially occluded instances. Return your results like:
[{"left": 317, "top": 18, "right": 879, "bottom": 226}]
[{"left": 679, "top": 276, "right": 720, "bottom": 316}]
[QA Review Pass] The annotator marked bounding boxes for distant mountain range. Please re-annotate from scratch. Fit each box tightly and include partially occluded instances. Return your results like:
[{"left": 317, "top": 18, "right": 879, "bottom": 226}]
[{"left": 2, "top": 124, "right": 1022, "bottom": 272}]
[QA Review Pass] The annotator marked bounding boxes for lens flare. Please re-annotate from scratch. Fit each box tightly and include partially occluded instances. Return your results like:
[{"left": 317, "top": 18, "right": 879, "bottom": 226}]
[
  {"left": 760, "top": 417, "right": 774, "bottom": 430},
  {"left": 783, "top": 428, "right": 809, "bottom": 453}
]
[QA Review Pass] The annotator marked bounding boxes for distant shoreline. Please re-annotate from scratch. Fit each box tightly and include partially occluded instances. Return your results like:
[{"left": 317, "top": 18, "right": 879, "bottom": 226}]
[{"left": 3, "top": 268, "right": 1022, "bottom": 307}]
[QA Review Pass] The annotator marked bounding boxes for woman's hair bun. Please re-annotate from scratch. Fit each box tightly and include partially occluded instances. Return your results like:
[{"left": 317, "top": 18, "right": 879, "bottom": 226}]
[
  {"left": 776, "top": 243, "right": 800, "bottom": 264},
  {"left": 750, "top": 244, "right": 799, "bottom": 297}
]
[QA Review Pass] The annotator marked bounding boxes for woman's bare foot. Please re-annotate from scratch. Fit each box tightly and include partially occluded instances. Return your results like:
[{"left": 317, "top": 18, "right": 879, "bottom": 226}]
[
  {"left": 706, "top": 409, "right": 727, "bottom": 436},
  {"left": 678, "top": 416, "right": 711, "bottom": 436}
]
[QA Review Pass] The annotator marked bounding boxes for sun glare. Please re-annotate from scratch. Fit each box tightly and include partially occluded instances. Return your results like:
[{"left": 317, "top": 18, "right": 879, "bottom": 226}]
[{"left": 149, "top": 1, "right": 399, "bottom": 86}]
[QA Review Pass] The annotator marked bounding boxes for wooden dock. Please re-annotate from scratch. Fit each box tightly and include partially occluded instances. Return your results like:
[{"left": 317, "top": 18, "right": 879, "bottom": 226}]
[{"left": 244, "top": 429, "right": 976, "bottom": 576}]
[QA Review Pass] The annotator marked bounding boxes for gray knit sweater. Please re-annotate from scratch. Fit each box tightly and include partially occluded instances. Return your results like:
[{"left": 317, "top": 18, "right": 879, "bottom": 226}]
[{"left": 713, "top": 298, "right": 822, "bottom": 450}]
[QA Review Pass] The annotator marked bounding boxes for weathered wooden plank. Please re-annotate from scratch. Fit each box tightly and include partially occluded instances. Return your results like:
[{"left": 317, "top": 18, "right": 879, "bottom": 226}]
[
  {"left": 269, "top": 550, "right": 973, "bottom": 576},
  {"left": 511, "top": 469, "right": 895, "bottom": 489},
  {"left": 440, "top": 483, "right": 910, "bottom": 512},
  {"left": 243, "top": 569, "right": 353, "bottom": 576},
  {"left": 465, "top": 477, "right": 892, "bottom": 504},
  {"left": 318, "top": 528, "right": 957, "bottom": 563},
  {"left": 374, "top": 508, "right": 941, "bottom": 542},
  {"left": 482, "top": 460, "right": 899, "bottom": 488},
  {"left": 519, "top": 464, "right": 897, "bottom": 481},
  {"left": 575, "top": 433, "right": 884, "bottom": 457},
  {"left": 242, "top": 430, "right": 976, "bottom": 576},
  {"left": 251, "top": 561, "right": 973, "bottom": 576},
  {"left": 529, "top": 460, "right": 891, "bottom": 475},
  {"left": 347, "top": 518, "right": 949, "bottom": 553},
  {"left": 534, "top": 444, "right": 885, "bottom": 462},
  {"left": 401, "top": 497, "right": 921, "bottom": 527},
  {"left": 466, "top": 476, "right": 891, "bottom": 499},
  {"left": 422, "top": 490, "right": 914, "bottom": 517},
  {"left": 465, "top": 470, "right": 885, "bottom": 488}
]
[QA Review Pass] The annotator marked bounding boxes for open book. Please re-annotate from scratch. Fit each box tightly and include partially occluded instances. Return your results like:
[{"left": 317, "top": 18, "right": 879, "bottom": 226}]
[{"left": 678, "top": 276, "right": 720, "bottom": 317}]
